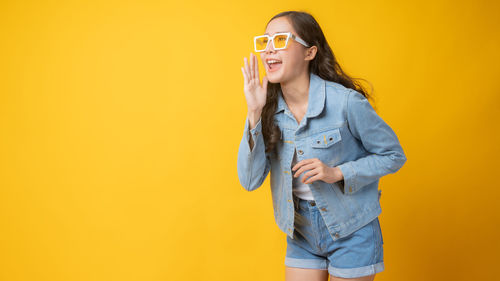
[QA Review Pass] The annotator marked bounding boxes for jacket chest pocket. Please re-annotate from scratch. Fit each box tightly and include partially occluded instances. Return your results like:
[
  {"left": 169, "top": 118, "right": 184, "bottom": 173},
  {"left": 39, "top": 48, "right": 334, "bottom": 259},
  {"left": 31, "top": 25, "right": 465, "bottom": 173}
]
[
  {"left": 310, "top": 128, "right": 342, "bottom": 148},
  {"left": 309, "top": 128, "right": 343, "bottom": 166}
]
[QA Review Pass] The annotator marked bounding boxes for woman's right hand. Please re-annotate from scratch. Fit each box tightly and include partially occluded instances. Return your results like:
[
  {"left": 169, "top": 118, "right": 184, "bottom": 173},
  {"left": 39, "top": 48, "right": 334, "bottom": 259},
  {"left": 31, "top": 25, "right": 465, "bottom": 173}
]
[{"left": 241, "top": 52, "right": 268, "bottom": 113}]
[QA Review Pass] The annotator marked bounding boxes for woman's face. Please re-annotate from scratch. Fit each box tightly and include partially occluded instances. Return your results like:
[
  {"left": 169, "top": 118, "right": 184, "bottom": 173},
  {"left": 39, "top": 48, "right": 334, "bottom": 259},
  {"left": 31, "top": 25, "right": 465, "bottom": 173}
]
[{"left": 260, "top": 17, "right": 311, "bottom": 84}]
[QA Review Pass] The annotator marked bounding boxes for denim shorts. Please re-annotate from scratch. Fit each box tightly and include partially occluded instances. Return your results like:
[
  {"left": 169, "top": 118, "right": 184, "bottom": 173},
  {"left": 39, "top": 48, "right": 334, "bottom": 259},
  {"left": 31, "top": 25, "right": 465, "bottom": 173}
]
[{"left": 285, "top": 194, "right": 385, "bottom": 278}]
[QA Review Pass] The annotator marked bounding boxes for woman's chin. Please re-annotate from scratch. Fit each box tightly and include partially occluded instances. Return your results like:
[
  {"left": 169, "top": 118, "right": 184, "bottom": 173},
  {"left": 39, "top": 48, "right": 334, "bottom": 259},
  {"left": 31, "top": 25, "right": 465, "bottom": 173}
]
[
  {"left": 268, "top": 77, "right": 280, "bottom": 83},
  {"left": 266, "top": 70, "right": 284, "bottom": 83}
]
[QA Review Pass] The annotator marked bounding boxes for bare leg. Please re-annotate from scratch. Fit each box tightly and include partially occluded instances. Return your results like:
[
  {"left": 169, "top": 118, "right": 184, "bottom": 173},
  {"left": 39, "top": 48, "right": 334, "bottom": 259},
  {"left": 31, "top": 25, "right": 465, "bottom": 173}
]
[
  {"left": 285, "top": 266, "right": 329, "bottom": 281},
  {"left": 330, "top": 273, "right": 376, "bottom": 281}
]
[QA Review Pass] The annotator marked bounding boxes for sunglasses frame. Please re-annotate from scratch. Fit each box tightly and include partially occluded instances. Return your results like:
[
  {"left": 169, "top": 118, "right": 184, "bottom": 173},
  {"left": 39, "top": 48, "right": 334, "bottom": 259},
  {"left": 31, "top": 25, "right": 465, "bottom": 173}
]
[{"left": 253, "top": 32, "right": 310, "bottom": 53}]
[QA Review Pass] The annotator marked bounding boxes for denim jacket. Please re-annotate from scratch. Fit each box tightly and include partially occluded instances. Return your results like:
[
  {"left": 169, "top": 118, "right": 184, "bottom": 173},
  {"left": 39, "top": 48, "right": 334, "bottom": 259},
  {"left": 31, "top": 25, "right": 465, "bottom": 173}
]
[{"left": 237, "top": 72, "right": 407, "bottom": 241}]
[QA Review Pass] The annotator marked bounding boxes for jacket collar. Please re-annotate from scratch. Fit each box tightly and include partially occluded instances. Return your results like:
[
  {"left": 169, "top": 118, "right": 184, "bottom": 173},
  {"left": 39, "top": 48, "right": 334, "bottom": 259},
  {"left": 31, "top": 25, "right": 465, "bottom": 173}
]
[{"left": 275, "top": 72, "right": 326, "bottom": 118}]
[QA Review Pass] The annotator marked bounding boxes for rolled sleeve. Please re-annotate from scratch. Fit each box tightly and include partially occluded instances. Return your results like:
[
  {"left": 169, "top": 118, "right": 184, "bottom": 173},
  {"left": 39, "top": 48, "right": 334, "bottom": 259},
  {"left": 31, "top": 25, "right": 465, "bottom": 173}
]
[
  {"left": 247, "top": 116, "right": 263, "bottom": 144},
  {"left": 336, "top": 90, "right": 407, "bottom": 195},
  {"left": 237, "top": 116, "right": 271, "bottom": 191},
  {"left": 337, "top": 161, "right": 356, "bottom": 194}
]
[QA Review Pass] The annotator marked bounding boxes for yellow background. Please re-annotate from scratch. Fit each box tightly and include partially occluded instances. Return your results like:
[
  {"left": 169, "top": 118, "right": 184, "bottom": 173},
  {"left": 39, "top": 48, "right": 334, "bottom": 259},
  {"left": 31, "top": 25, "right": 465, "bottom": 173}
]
[{"left": 1, "top": 1, "right": 499, "bottom": 280}]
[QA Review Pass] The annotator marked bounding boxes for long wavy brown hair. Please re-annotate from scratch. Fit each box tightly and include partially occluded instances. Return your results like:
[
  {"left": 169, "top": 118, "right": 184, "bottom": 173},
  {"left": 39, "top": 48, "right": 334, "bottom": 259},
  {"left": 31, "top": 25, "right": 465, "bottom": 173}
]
[{"left": 262, "top": 11, "right": 374, "bottom": 156}]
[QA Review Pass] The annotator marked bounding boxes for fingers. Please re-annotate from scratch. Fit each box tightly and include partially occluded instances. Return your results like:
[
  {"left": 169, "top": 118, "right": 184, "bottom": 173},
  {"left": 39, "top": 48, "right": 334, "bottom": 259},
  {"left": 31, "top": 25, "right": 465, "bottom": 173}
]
[
  {"left": 293, "top": 163, "right": 317, "bottom": 179},
  {"left": 249, "top": 53, "right": 255, "bottom": 80},
  {"left": 292, "top": 158, "right": 317, "bottom": 171},
  {"left": 293, "top": 158, "right": 321, "bottom": 179},
  {"left": 296, "top": 168, "right": 319, "bottom": 184},
  {"left": 243, "top": 57, "right": 250, "bottom": 83},
  {"left": 303, "top": 174, "right": 321, "bottom": 184},
  {"left": 254, "top": 53, "right": 260, "bottom": 82},
  {"left": 241, "top": 66, "right": 247, "bottom": 84},
  {"left": 242, "top": 54, "right": 262, "bottom": 86}
]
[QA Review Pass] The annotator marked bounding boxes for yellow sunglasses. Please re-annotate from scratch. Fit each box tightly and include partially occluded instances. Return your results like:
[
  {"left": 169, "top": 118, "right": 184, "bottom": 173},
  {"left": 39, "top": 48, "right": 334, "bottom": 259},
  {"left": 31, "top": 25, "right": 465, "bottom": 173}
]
[{"left": 254, "top": 32, "right": 310, "bottom": 52}]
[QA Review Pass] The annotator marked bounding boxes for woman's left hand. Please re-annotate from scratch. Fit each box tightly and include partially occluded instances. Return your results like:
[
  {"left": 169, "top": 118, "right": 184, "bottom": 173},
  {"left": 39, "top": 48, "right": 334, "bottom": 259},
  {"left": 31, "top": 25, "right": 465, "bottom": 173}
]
[{"left": 292, "top": 158, "right": 344, "bottom": 184}]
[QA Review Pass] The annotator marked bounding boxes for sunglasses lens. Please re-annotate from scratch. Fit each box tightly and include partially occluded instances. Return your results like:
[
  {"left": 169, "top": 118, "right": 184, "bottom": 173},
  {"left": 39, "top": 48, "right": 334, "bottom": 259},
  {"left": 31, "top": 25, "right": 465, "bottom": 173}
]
[
  {"left": 273, "top": 34, "right": 288, "bottom": 49},
  {"left": 255, "top": 37, "right": 269, "bottom": 51}
]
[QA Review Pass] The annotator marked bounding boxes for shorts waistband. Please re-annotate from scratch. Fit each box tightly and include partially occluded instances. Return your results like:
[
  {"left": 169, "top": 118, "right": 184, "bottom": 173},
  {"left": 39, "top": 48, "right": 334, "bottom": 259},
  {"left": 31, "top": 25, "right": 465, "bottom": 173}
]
[{"left": 293, "top": 194, "right": 318, "bottom": 211}]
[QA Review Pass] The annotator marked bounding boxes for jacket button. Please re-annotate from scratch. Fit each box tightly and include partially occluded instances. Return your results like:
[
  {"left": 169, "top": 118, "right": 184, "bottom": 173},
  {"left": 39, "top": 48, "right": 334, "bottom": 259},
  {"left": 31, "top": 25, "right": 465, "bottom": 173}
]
[
  {"left": 335, "top": 233, "right": 340, "bottom": 238},
  {"left": 298, "top": 150, "right": 303, "bottom": 155},
  {"left": 310, "top": 202, "right": 316, "bottom": 206},
  {"left": 287, "top": 199, "right": 292, "bottom": 202},
  {"left": 320, "top": 207, "right": 326, "bottom": 211}
]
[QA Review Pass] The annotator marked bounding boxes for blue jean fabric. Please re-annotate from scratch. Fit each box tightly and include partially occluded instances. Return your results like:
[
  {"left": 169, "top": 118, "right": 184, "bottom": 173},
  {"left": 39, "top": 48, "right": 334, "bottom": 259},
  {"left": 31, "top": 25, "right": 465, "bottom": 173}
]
[{"left": 285, "top": 194, "right": 384, "bottom": 278}]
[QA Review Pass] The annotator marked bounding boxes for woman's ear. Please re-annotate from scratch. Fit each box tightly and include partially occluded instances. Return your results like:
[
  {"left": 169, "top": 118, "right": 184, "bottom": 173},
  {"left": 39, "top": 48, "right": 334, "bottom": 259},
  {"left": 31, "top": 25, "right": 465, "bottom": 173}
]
[{"left": 305, "top": 46, "right": 317, "bottom": 61}]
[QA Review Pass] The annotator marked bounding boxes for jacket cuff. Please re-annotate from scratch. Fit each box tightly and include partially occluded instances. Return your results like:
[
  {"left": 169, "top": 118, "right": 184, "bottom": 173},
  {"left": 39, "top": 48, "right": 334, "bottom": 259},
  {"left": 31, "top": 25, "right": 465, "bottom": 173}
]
[
  {"left": 245, "top": 116, "right": 263, "bottom": 144},
  {"left": 337, "top": 161, "right": 357, "bottom": 195}
]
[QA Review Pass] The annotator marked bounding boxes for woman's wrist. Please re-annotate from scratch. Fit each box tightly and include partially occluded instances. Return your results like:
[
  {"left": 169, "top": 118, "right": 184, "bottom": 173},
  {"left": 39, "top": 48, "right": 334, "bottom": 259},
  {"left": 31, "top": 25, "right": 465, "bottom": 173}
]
[
  {"left": 329, "top": 166, "right": 344, "bottom": 183},
  {"left": 247, "top": 109, "right": 262, "bottom": 129},
  {"left": 335, "top": 167, "right": 344, "bottom": 181}
]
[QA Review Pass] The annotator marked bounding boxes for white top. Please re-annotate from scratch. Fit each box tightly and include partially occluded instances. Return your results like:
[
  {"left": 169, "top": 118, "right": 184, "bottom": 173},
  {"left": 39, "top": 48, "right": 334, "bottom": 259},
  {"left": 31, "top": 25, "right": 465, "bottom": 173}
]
[{"left": 291, "top": 148, "right": 315, "bottom": 200}]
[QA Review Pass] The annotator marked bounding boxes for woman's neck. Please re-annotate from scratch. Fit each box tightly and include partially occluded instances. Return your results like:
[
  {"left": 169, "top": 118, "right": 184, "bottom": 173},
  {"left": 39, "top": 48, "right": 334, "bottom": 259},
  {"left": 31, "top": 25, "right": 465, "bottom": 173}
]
[{"left": 280, "top": 72, "right": 310, "bottom": 107}]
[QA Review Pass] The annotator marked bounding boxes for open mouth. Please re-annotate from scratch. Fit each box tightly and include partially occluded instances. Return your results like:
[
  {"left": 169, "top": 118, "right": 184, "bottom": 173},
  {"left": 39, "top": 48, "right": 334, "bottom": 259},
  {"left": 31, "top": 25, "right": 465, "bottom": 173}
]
[{"left": 266, "top": 58, "right": 282, "bottom": 72}]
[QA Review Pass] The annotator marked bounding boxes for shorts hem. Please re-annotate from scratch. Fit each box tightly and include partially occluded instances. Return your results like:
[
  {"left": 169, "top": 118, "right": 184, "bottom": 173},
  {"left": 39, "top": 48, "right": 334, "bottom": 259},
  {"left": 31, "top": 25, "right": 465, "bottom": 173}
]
[
  {"left": 328, "top": 261, "right": 384, "bottom": 278},
  {"left": 284, "top": 257, "right": 328, "bottom": 270}
]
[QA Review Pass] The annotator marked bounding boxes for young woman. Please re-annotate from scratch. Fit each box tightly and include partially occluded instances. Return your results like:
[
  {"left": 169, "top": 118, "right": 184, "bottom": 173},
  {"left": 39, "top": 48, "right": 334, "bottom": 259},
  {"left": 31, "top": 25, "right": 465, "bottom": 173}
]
[{"left": 237, "top": 11, "right": 407, "bottom": 281}]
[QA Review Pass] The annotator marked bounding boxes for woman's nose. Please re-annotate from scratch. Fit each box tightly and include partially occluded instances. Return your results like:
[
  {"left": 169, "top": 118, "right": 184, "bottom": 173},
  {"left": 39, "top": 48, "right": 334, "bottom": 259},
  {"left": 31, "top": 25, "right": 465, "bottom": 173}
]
[{"left": 265, "top": 41, "right": 276, "bottom": 53}]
